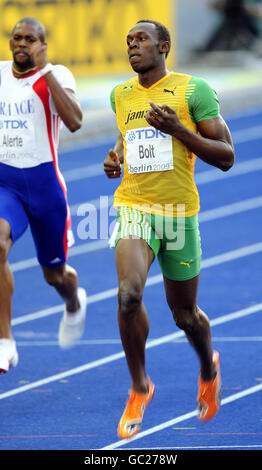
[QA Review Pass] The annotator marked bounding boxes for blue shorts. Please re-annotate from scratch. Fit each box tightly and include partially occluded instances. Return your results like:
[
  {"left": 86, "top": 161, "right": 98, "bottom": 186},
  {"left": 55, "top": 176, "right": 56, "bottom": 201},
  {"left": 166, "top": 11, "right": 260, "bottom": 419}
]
[{"left": 0, "top": 162, "right": 72, "bottom": 268}]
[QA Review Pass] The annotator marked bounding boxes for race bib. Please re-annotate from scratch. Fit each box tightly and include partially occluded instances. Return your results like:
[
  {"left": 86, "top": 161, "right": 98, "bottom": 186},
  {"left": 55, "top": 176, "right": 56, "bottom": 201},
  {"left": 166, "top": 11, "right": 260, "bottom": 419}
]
[
  {"left": 0, "top": 96, "right": 38, "bottom": 167},
  {"left": 125, "top": 127, "right": 173, "bottom": 174}
]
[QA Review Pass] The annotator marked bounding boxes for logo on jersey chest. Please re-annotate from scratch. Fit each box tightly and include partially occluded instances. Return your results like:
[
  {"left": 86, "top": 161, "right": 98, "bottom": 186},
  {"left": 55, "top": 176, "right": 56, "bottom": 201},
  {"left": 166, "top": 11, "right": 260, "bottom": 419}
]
[
  {"left": 0, "top": 99, "right": 35, "bottom": 117},
  {"left": 125, "top": 109, "right": 150, "bottom": 125}
]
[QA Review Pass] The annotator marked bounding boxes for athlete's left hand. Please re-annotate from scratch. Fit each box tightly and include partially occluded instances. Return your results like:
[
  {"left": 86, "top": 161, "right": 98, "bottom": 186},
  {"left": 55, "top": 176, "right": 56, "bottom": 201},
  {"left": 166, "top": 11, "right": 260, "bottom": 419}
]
[
  {"left": 145, "top": 101, "right": 182, "bottom": 136},
  {"left": 30, "top": 41, "right": 48, "bottom": 69}
]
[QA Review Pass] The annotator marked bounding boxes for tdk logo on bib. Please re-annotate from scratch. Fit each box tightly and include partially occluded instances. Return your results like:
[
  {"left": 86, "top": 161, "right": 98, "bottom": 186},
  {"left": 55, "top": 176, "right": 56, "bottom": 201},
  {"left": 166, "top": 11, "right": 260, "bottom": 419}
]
[
  {"left": 127, "top": 127, "right": 167, "bottom": 142},
  {"left": 0, "top": 120, "right": 28, "bottom": 129}
]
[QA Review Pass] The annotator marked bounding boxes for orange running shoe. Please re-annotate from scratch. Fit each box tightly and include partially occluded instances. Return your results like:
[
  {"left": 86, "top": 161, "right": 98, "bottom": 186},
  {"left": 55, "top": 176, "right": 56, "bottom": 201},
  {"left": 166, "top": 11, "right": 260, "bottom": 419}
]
[
  {"left": 118, "top": 377, "right": 155, "bottom": 439},
  {"left": 197, "top": 350, "right": 222, "bottom": 422}
]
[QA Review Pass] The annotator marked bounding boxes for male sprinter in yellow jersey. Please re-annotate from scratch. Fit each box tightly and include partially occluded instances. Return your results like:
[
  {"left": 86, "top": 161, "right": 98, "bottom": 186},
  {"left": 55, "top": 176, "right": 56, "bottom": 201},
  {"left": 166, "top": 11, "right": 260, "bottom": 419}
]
[{"left": 104, "top": 20, "right": 235, "bottom": 439}]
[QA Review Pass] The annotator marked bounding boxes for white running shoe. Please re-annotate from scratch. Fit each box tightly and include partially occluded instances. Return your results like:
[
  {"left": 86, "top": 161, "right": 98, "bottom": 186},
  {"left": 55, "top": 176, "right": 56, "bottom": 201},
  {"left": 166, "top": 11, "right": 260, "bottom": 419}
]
[
  {"left": 0, "top": 339, "right": 19, "bottom": 374},
  {"left": 58, "top": 287, "right": 87, "bottom": 349}
]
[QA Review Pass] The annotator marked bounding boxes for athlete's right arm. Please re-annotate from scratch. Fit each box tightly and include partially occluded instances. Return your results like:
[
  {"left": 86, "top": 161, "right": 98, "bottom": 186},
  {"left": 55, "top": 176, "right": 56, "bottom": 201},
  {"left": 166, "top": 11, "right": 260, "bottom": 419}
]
[{"left": 104, "top": 133, "right": 123, "bottom": 178}]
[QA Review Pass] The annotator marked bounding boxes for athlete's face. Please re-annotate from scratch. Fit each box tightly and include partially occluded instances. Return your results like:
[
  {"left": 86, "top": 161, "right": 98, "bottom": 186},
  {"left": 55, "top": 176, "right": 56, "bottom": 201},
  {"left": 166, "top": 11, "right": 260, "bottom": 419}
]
[
  {"left": 10, "top": 22, "right": 42, "bottom": 69},
  {"left": 127, "top": 23, "right": 165, "bottom": 74}
]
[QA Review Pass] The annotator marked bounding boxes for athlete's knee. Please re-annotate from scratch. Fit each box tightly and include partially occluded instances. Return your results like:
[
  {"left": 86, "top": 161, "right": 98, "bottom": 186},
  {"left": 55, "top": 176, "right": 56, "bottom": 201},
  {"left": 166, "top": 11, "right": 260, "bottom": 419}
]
[
  {"left": 118, "top": 280, "right": 143, "bottom": 318},
  {"left": 172, "top": 304, "right": 198, "bottom": 333},
  {"left": 43, "top": 265, "right": 65, "bottom": 287},
  {"left": 43, "top": 264, "right": 78, "bottom": 289}
]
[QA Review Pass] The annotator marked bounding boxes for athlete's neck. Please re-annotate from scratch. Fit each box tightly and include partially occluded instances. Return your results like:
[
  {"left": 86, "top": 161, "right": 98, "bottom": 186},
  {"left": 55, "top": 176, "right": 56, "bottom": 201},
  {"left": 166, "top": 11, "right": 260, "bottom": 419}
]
[
  {"left": 138, "top": 66, "right": 169, "bottom": 89},
  {"left": 12, "top": 63, "right": 37, "bottom": 78}
]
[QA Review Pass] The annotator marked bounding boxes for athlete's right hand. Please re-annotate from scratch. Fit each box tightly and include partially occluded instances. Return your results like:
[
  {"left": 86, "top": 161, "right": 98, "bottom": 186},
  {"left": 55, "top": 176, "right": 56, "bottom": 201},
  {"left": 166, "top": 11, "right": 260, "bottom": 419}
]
[
  {"left": 30, "top": 41, "right": 48, "bottom": 70},
  {"left": 104, "top": 149, "right": 122, "bottom": 178}
]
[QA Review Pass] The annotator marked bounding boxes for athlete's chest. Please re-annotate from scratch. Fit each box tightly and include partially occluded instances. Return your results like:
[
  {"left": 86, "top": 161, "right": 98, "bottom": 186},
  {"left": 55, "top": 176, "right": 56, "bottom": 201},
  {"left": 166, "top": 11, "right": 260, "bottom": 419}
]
[
  {"left": 118, "top": 81, "right": 188, "bottom": 130},
  {"left": 0, "top": 70, "right": 49, "bottom": 122}
]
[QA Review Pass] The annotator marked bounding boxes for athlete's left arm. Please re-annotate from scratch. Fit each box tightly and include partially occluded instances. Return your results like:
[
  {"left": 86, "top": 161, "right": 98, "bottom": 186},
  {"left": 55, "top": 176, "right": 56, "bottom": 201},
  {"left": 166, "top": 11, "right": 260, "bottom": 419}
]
[
  {"left": 31, "top": 42, "right": 82, "bottom": 132},
  {"left": 145, "top": 101, "right": 235, "bottom": 172}
]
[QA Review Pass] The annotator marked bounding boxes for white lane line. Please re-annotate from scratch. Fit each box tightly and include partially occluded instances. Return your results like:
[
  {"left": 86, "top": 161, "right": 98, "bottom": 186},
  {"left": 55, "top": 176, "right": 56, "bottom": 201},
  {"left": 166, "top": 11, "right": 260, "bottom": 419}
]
[
  {"left": 15, "top": 340, "right": 122, "bottom": 346},
  {"left": 198, "top": 195, "right": 262, "bottom": 223},
  {"left": 145, "top": 302, "right": 262, "bottom": 351},
  {"left": 0, "top": 351, "right": 126, "bottom": 400},
  {"left": 131, "top": 446, "right": 262, "bottom": 449},
  {"left": 101, "top": 383, "right": 262, "bottom": 450},
  {"left": 3, "top": 302, "right": 262, "bottom": 402},
  {"left": 200, "top": 241, "right": 262, "bottom": 269},
  {"left": 231, "top": 124, "right": 262, "bottom": 144},
  {"left": 10, "top": 194, "right": 262, "bottom": 273},
  {"left": 14, "top": 336, "right": 262, "bottom": 347},
  {"left": 63, "top": 162, "right": 103, "bottom": 182},
  {"left": 171, "top": 336, "right": 262, "bottom": 343},
  {"left": 195, "top": 156, "right": 262, "bottom": 184},
  {"left": 11, "top": 242, "right": 262, "bottom": 326},
  {"left": 10, "top": 240, "right": 109, "bottom": 273}
]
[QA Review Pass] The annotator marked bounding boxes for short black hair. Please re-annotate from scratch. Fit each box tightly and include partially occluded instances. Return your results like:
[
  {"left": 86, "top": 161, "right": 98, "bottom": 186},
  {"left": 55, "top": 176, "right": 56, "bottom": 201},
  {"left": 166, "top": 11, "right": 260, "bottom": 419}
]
[
  {"left": 12, "top": 17, "right": 46, "bottom": 43},
  {"left": 136, "top": 19, "right": 171, "bottom": 57}
]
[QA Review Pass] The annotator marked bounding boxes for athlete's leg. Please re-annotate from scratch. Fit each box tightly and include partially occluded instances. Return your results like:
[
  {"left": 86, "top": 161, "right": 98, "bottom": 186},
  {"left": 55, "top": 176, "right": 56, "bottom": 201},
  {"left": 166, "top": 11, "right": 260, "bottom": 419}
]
[
  {"left": 163, "top": 274, "right": 216, "bottom": 381},
  {"left": 27, "top": 168, "right": 87, "bottom": 348},
  {"left": 42, "top": 263, "right": 80, "bottom": 313},
  {"left": 116, "top": 238, "right": 155, "bottom": 394},
  {"left": 0, "top": 218, "right": 14, "bottom": 339},
  {"left": 26, "top": 164, "right": 82, "bottom": 313},
  {"left": 0, "top": 185, "right": 29, "bottom": 341},
  {"left": 42, "top": 263, "right": 87, "bottom": 349}
]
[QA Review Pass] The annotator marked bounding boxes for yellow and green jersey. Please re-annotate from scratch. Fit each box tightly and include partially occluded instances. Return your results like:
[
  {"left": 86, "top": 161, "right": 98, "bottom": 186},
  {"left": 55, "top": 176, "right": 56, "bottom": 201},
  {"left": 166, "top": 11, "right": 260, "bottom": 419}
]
[{"left": 110, "top": 72, "right": 219, "bottom": 217}]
